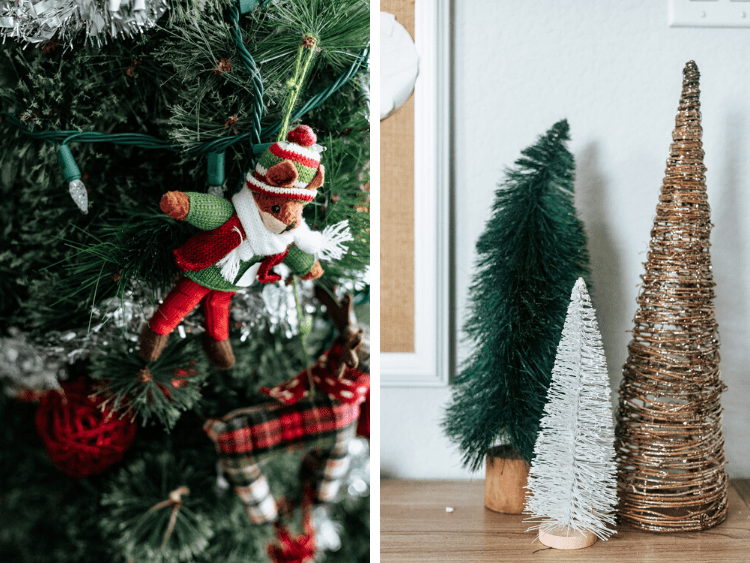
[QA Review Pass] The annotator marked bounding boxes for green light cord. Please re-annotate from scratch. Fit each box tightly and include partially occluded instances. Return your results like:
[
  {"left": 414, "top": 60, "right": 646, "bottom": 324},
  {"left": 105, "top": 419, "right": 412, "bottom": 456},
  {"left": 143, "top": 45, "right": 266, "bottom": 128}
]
[
  {"left": 0, "top": 16, "right": 369, "bottom": 156},
  {"left": 1, "top": 48, "right": 367, "bottom": 153},
  {"left": 228, "top": 3, "right": 264, "bottom": 152}
]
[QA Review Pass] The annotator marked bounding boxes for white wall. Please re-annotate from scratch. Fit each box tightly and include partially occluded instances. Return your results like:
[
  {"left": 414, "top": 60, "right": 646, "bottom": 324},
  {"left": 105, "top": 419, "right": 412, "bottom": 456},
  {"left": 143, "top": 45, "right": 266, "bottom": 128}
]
[{"left": 381, "top": 0, "right": 750, "bottom": 479}]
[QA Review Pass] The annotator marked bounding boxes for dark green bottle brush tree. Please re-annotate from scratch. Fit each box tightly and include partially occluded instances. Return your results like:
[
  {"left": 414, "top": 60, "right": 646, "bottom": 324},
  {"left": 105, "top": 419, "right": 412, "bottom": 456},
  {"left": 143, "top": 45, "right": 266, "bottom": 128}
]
[{"left": 443, "top": 120, "right": 590, "bottom": 473}]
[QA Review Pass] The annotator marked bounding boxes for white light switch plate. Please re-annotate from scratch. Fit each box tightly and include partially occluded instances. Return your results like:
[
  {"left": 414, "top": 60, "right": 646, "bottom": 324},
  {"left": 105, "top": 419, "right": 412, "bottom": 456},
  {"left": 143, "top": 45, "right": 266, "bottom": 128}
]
[{"left": 669, "top": 0, "right": 750, "bottom": 28}]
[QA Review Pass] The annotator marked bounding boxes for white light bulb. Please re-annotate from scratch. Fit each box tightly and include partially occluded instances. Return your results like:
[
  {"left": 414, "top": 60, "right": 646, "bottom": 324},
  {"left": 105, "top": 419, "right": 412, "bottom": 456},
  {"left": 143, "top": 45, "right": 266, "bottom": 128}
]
[{"left": 68, "top": 179, "right": 88, "bottom": 214}]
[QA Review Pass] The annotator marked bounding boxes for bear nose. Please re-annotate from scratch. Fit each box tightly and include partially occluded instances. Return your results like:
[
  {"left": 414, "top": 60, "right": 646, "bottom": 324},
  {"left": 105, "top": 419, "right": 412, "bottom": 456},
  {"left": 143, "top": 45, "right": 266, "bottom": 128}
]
[{"left": 281, "top": 221, "right": 296, "bottom": 233}]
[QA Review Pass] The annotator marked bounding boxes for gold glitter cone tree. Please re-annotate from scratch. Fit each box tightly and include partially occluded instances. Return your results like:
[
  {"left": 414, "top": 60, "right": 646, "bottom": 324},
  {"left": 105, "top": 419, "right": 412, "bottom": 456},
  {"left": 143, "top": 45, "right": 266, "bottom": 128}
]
[{"left": 615, "top": 61, "right": 728, "bottom": 532}]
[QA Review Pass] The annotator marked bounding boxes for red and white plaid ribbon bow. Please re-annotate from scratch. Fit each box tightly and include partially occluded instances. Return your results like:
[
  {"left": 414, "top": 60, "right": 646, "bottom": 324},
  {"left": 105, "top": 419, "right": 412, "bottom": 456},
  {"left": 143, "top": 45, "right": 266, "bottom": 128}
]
[{"left": 260, "top": 362, "right": 369, "bottom": 406}]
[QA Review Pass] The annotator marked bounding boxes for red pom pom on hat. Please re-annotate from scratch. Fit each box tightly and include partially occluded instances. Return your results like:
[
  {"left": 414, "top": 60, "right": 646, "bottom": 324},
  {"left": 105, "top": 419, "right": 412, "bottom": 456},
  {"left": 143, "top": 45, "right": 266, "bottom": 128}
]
[
  {"left": 286, "top": 125, "right": 316, "bottom": 147},
  {"left": 35, "top": 379, "right": 137, "bottom": 478}
]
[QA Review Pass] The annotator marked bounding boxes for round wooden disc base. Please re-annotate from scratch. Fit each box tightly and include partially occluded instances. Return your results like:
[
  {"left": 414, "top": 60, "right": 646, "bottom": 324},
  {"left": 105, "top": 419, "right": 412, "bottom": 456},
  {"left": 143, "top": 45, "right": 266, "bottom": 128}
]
[{"left": 538, "top": 527, "right": 596, "bottom": 550}]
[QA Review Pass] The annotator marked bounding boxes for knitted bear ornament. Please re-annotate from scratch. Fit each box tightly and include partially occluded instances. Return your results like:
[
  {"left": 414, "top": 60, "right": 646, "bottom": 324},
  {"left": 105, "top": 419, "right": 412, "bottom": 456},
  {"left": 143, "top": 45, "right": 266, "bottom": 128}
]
[{"left": 139, "top": 125, "right": 352, "bottom": 370}]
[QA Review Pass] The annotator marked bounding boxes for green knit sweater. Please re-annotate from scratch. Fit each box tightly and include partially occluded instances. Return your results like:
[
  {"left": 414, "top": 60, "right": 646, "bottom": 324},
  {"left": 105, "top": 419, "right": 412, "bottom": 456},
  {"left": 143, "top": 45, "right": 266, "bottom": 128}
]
[{"left": 181, "top": 192, "right": 316, "bottom": 291}]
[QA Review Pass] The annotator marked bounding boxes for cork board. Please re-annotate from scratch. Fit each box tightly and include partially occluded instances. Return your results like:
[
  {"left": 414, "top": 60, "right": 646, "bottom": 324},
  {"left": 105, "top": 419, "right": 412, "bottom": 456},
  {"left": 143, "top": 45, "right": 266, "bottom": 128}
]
[{"left": 381, "top": 0, "right": 415, "bottom": 353}]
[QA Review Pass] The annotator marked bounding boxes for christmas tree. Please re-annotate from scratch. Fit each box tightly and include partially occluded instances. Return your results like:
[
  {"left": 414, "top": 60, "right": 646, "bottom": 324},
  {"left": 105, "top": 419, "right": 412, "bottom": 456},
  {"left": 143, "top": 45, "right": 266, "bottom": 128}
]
[
  {"left": 525, "top": 278, "right": 617, "bottom": 548},
  {"left": 0, "top": 1, "right": 370, "bottom": 561},
  {"left": 615, "top": 61, "right": 727, "bottom": 532},
  {"left": 443, "top": 119, "right": 590, "bottom": 471}
]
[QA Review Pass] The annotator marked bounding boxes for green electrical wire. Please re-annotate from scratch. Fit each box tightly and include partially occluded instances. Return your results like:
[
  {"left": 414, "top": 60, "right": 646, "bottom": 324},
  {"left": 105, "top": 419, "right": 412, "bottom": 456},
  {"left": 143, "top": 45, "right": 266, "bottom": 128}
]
[
  {"left": 228, "top": 2, "right": 264, "bottom": 151},
  {"left": 1, "top": 47, "right": 368, "bottom": 153},
  {"left": 1, "top": 0, "right": 369, "bottom": 157}
]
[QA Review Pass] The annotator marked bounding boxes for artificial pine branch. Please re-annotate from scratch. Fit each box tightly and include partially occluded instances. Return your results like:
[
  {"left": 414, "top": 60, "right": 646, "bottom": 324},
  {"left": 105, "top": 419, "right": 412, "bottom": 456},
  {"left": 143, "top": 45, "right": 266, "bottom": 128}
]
[
  {"left": 443, "top": 120, "right": 590, "bottom": 470},
  {"left": 100, "top": 452, "right": 215, "bottom": 563},
  {"left": 307, "top": 122, "right": 370, "bottom": 285},
  {"left": 524, "top": 278, "right": 617, "bottom": 540},
  {"left": 90, "top": 336, "right": 209, "bottom": 430},
  {"left": 57, "top": 210, "right": 192, "bottom": 306},
  {"left": 160, "top": 0, "right": 369, "bottom": 148}
]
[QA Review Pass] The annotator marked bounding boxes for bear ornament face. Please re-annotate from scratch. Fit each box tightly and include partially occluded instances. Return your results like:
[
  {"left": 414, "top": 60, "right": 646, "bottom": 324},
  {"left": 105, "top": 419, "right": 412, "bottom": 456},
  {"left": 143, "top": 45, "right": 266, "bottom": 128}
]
[
  {"left": 252, "top": 156, "right": 325, "bottom": 235},
  {"left": 252, "top": 192, "right": 303, "bottom": 235},
  {"left": 249, "top": 125, "right": 325, "bottom": 235}
]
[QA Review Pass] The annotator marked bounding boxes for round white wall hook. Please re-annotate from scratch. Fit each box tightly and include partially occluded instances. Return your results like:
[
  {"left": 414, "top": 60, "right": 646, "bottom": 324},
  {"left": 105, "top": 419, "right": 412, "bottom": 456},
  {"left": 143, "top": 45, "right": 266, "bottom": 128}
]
[{"left": 380, "top": 11, "right": 419, "bottom": 121}]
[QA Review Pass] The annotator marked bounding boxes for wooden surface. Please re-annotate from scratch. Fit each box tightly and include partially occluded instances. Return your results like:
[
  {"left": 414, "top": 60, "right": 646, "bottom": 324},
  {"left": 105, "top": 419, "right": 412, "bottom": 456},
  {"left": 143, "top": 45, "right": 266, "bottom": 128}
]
[
  {"left": 380, "top": 0, "right": 415, "bottom": 353},
  {"left": 381, "top": 479, "right": 750, "bottom": 562}
]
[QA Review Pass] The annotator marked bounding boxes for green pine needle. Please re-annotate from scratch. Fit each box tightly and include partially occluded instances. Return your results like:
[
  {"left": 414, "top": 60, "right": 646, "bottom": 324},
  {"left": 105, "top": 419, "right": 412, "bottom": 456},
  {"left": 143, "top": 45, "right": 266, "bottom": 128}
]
[
  {"left": 100, "top": 452, "right": 215, "bottom": 563},
  {"left": 90, "top": 335, "right": 209, "bottom": 430}
]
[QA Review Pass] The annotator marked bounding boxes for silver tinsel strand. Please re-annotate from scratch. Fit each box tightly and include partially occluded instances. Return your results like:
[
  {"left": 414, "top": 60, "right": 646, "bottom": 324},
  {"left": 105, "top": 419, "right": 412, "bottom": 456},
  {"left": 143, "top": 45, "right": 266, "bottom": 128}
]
[
  {"left": 232, "top": 269, "right": 317, "bottom": 341},
  {"left": 344, "top": 437, "right": 370, "bottom": 499},
  {"left": 0, "top": 276, "right": 319, "bottom": 387},
  {"left": 0, "top": 327, "right": 64, "bottom": 398},
  {"left": 0, "top": 0, "right": 168, "bottom": 47}
]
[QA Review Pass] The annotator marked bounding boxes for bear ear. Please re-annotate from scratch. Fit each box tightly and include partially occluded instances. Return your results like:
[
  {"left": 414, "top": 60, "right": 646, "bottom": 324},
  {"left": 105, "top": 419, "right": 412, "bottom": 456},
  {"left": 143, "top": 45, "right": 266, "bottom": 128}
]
[
  {"left": 266, "top": 160, "right": 299, "bottom": 187},
  {"left": 308, "top": 164, "right": 325, "bottom": 190}
]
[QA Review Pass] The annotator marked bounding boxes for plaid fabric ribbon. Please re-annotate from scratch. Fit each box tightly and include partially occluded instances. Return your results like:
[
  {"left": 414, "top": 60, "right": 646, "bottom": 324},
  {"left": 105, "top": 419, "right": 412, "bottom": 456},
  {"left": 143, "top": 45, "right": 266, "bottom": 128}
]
[
  {"left": 260, "top": 362, "right": 369, "bottom": 406},
  {"left": 204, "top": 394, "right": 362, "bottom": 525}
]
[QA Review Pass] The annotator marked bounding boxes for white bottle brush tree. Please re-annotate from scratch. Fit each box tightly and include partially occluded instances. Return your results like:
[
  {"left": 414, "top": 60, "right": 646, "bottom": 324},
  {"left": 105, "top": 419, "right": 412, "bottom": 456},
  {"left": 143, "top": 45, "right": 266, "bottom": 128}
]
[{"left": 524, "top": 278, "right": 617, "bottom": 546}]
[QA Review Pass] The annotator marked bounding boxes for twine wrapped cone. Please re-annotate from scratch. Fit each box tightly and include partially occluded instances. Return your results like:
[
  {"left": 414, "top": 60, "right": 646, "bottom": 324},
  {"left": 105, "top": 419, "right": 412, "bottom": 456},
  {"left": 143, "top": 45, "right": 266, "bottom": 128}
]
[{"left": 615, "top": 61, "right": 728, "bottom": 532}]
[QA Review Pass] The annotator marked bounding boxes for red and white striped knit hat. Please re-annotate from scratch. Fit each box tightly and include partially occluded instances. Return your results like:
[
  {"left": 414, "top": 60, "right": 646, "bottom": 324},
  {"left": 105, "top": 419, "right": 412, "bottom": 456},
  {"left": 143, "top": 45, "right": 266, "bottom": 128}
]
[{"left": 246, "top": 125, "right": 324, "bottom": 203}]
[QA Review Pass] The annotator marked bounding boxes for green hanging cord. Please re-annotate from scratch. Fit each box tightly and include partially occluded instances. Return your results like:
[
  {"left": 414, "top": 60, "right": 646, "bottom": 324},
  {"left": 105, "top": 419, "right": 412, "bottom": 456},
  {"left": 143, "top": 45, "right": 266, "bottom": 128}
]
[
  {"left": 277, "top": 34, "right": 319, "bottom": 142},
  {"left": 292, "top": 277, "right": 315, "bottom": 399}
]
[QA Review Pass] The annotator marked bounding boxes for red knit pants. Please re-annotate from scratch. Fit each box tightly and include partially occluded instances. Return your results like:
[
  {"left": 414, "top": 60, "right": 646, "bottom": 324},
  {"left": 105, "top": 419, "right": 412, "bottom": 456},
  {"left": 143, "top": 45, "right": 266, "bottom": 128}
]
[{"left": 149, "top": 277, "right": 235, "bottom": 341}]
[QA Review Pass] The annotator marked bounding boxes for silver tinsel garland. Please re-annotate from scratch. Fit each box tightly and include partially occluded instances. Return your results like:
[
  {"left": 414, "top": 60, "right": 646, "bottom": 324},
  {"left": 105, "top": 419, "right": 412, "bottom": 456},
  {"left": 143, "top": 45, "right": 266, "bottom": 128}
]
[
  {"left": 0, "top": 327, "right": 63, "bottom": 398},
  {"left": 232, "top": 268, "right": 317, "bottom": 341},
  {"left": 343, "top": 436, "right": 370, "bottom": 500},
  {"left": 0, "top": 0, "right": 168, "bottom": 47},
  {"left": 0, "top": 276, "right": 318, "bottom": 392}
]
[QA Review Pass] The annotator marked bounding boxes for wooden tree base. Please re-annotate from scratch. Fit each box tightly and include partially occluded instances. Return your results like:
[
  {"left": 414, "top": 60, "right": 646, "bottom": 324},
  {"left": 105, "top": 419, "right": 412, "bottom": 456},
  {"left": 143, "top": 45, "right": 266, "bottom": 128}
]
[
  {"left": 538, "top": 527, "right": 596, "bottom": 550},
  {"left": 484, "top": 446, "right": 529, "bottom": 514}
]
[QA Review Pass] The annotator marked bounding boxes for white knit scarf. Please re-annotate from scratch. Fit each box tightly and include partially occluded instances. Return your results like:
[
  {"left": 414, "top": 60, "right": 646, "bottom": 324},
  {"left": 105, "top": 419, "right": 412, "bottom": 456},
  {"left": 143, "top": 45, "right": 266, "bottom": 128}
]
[{"left": 216, "top": 186, "right": 346, "bottom": 284}]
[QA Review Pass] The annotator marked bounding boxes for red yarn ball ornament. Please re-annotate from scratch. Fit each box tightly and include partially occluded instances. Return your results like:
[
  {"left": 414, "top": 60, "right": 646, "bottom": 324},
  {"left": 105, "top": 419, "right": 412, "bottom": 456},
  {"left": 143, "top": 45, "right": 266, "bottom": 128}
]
[
  {"left": 35, "top": 379, "right": 137, "bottom": 478},
  {"left": 286, "top": 125, "right": 316, "bottom": 147}
]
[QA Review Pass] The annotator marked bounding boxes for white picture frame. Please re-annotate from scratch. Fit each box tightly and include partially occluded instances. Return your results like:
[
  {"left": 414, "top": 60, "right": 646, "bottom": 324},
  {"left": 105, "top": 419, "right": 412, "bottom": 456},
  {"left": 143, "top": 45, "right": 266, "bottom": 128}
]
[{"left": 381, "top": 0, "right": 450, "bottom": 387}]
